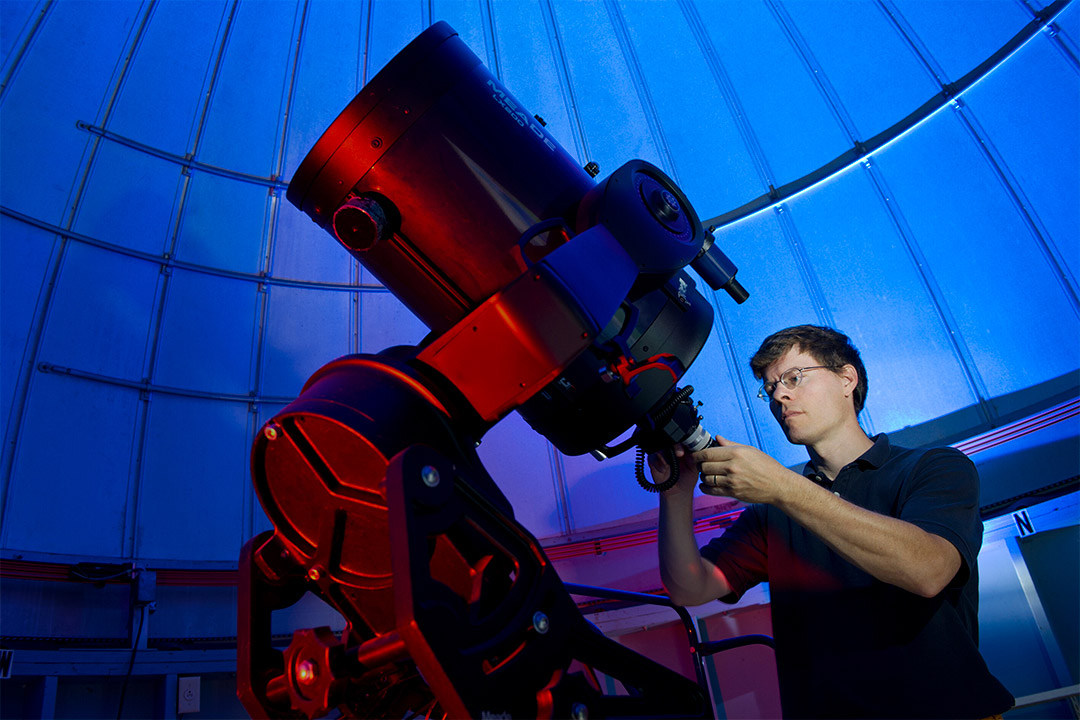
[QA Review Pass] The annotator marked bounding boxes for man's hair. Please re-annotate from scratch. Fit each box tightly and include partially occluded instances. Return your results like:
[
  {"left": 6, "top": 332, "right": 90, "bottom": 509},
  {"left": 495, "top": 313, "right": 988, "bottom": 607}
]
[{"left": 749, "top": 325, "right": 868, "bottom": 413}]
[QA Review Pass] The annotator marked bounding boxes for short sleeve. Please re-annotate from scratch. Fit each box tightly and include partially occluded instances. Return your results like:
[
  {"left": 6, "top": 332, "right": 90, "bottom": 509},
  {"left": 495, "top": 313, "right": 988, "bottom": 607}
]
[
  {"left": 699, "top": 503, "right": 769, "bottom": 602},
  {"left": 898, "top": 448, "right": 982, "bottom": 586}
]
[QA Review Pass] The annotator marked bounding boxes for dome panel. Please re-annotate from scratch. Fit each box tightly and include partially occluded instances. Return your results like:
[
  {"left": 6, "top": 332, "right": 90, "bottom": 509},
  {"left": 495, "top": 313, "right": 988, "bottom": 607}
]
[
  {"left": 137, "top": 395, "right": 249, "bottom": 561},
  {"left": 432, "top": 0, "right": 491, "bottom": 59},
  {"left": 358, "top": 292, "right": 428, "bottom": 352},
  {"left": 1060, "top": 0, "right": 1080, "bottom": 34},
  {"left": 39, "top": 243, "right": 159, "bottom": 381},
  {"left": 5, "top": 374, "right": 138, "bottom": 557},
  {"left": 560, "top": 452, "right": 648, "bottom": 530},
  {"left": 491, "top": 1, "right": 585, "bottom": 163},
  {"left": 961, "top": 28, "right": 1079, "bottom": 290},
  {"left": 108, "top": 0, "right": 227, "bottom": 154},
  {"left": 367, "top": 4, "right": 425, "bottom": 77},
  {"left": 550, "top": 0, "right": 663, "bottom": 173},
  {"left": 0, "top": 2, "right": 38, "bottom": 62},
  {"left": 153, "top": 269, "right": 260, "bottom": 396},
  {"left": 0, "top": 218, "right": 55, "bottom": 423},
  {"left": 477, "top": 412, "right": 563, "bottom": 537},
  {"left": 175, "top": 174, "right": 271, "bottom": 273},
  {"left": 272, "top": 205, "right": 354, "bottom": 285},
  {"left": 617, "top": 1, "right": 767, "bottom": 216},
  {"left": 71, "top": 144, "right": 179, "bottom": 257},
  {"left": 259, "top": 286, "right": 352, "bottom": 398},
  {"left": 890, "top": 0, "right": 1033, "bottom": 82},
  {"left": 693, "top": 1, "right": 853, "bottom": 186},
  {"left": 0, "top": 3, "right": 140, "bottom": 223},
  {"left": 196, "top": 0, "right": 299, "bottom": 177},
  {"left": 781, "top": 0, "right": 942, "bottom": 140},
  {"left": 874, "top": 106, "right": 1078, "bottom": 398},
  {"left": 281, "top": 2, "right": 367, "bottom": 180}
]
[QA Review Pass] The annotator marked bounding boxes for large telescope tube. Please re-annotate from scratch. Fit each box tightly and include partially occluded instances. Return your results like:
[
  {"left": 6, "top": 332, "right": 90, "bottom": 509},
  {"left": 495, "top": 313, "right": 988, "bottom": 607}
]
[
  {"left": 286, "top": 21, "right": 746, "bottom": 458},
  {"left": 287, "top": 21, "right": 596, "bottom": 335}
]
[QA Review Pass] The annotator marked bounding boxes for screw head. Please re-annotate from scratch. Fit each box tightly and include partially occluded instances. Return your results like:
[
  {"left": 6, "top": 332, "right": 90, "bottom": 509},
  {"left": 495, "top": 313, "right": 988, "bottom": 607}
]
[
  {"left": 532, "top": 611, "right": 550, "bottom": 634},
  {"left": 421, "top": 465, "right": 441, "bottom": 487},
  {"left": 307, "top": 567, "right": 321, "bottom": 582},
  {"left": 263, "top": 424, "right": 280, "bottom": 441}
]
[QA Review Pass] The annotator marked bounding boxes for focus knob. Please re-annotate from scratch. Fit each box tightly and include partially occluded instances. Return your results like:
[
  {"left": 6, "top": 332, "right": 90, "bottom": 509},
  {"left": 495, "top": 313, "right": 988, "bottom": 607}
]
[{"left": 332, "top": 195, "right": 391, "bottom": 251}]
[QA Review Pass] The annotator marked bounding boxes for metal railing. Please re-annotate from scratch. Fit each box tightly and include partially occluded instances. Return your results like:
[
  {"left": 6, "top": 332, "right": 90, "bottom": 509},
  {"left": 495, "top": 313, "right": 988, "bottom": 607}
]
[{"left": 564, "top": 582, "right": 775, "bottom": 719}]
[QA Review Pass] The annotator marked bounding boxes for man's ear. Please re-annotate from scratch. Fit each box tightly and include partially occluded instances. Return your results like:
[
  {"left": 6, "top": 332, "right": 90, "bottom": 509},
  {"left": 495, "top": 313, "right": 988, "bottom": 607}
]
[{"left": 840, "top": 364, "right": 859, "bottom": 397}]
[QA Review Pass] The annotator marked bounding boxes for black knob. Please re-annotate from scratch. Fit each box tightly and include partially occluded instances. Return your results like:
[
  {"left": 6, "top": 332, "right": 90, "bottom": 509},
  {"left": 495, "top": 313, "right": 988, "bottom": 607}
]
[{"left": 332, "top": 196, "right": 390, "bottom": 251}]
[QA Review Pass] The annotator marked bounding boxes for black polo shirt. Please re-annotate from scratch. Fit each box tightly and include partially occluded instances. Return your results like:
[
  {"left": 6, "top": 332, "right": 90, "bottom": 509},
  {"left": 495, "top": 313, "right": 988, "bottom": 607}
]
[{"left": 701, "top": 434, "right": 1013, "bottom": 719}]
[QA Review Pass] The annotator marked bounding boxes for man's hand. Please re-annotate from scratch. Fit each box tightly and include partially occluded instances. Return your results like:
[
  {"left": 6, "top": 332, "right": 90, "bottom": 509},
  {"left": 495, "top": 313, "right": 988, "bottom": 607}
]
[
  {"left": 692, "top": 436, "right": 804, "bottom": 504},
  {"left": 648, "top": 444, "right": 700, "bottom": 497}
]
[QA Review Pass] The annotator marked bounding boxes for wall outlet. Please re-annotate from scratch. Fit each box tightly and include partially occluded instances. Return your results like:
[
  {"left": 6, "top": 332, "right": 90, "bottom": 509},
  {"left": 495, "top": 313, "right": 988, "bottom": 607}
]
[{"left": 178, "top": 675, "right": 201, "bottom": 714}]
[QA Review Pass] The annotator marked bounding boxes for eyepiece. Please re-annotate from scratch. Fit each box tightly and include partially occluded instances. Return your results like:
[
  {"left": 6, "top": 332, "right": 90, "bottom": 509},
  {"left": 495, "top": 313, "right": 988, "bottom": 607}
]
[
  {"left": 680, "top": 423, "right": 713, "bottom": 452},
  {"left": 691, "top": 232, "right": 748, "bottom": 304}
]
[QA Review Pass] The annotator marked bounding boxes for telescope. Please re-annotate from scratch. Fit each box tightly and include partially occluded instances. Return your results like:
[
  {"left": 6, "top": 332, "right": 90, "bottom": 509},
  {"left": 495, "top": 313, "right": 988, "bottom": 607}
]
[{"left": 238, "top": 21, "right": 746, "bottom": 718}]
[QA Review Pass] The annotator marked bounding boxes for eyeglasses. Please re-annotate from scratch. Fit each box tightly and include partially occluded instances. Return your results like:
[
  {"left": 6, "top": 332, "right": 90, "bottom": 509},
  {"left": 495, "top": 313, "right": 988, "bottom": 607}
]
[{"left": 757, "top": 366, "right": 838, "bottom": 402}]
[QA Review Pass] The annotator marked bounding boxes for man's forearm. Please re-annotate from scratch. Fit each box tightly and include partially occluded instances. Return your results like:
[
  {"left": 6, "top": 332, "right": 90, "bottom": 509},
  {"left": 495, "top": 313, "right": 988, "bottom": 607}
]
[
  {"left": 776, "top": 480, "right": 961, "bottom": 597},
  {"left": 658, "top": 491, "right": 730, "bottom": 606}
]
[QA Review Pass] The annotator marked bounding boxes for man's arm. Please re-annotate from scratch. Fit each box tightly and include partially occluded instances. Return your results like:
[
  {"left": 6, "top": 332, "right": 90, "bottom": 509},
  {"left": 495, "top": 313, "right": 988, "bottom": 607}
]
[
  {"left": 651, "top": 448, "right": 734, "bottom": 606},
  {"left": 694, "top": 438, "right": 962, "bottom": 598},
  {"left": 775, "top": 479, "right": 961, "bottom": 597}
]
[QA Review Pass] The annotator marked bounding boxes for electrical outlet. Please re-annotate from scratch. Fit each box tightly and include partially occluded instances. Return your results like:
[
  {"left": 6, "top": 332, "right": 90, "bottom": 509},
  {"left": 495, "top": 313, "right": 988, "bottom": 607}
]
[
  {"left": 133, "top": 568, "right": 157, "bottom": 605},
  {"left": 178, "top": 675, "right": 201, "bottom": 714}
]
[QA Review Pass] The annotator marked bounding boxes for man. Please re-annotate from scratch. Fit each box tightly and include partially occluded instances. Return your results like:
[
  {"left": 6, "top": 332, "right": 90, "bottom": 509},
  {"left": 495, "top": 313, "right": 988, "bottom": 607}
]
[{"left": 653, "top": 325, "right": 1013, "bottom": 719}]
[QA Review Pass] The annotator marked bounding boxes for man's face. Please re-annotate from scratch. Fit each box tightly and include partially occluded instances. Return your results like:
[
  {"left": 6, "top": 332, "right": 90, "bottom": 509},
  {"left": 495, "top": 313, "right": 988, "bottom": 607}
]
[{"left": 761, "top": 346, "right": 855, "bottom": 447}]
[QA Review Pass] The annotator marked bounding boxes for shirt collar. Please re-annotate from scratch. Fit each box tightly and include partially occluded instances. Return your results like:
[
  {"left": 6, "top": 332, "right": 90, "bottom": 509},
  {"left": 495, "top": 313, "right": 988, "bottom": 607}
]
[
  {"left": 859, "top": 433, "right": 891, "bottom": 469},
  {"left": 802, "top": 433, "right": 890, "bottom": 478}
]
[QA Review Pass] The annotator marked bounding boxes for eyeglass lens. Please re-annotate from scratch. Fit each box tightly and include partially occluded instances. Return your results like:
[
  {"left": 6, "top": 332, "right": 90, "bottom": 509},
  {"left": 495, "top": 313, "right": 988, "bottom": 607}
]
[{"left": 758, "top": 368, "right": 805, "bottom": 401}]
